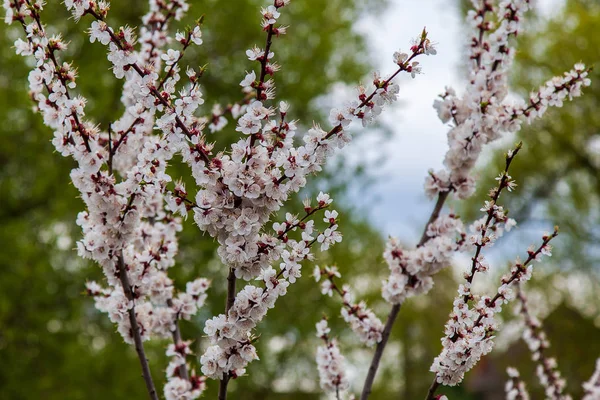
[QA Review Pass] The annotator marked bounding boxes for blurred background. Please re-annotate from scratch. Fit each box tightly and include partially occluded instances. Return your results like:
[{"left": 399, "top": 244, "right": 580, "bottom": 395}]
[{"left": 0, "top": 0, "right": 599, "bottom": 398}]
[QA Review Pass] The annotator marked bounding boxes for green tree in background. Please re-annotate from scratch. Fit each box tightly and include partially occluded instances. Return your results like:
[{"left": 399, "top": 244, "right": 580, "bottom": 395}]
[{"left": 0, "top": 1, "right": 396, "bottom": 398}]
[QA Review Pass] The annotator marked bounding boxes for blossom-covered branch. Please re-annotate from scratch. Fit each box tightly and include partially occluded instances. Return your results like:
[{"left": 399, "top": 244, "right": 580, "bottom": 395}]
[
  {"left": 505, "top": 367, "right": 530, "bottom": 400},
  {"left": 427, "top": 225, "right": 558, "bottom": 398},
  {"left": 516, "top": 284, "right": 571, "bottom": 400},
  {"left": 3, "top": 0, "right": 595, "bottom": 399},
  {"left": 360, "top": 0, "right": 590, "bottom": 396},
  {"left": 314, "top": 265, "right": 384, "bottom": 347},
  {"left": 315, "top": 318, "right": 350, "bottom": 399}
]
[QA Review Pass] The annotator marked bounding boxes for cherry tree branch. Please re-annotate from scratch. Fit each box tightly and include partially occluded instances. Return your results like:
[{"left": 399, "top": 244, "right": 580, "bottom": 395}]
[
  {"left": 14, "top": 0, "right": 92, "bottom": 153},
  {"left": 360, "top": 190, "right": 450, "bottom": 400},
  {"left": 360, "top": 303, "right": 401, "bottom": 400},
  {"left": 85, "top": 8, "right": 211, "bottom": 164},
  {"left": 117, "top": 253, "right": 159, "bottom": 400},
  {"left": 218, "top": 267, "right": 237, "bottom": 400}
]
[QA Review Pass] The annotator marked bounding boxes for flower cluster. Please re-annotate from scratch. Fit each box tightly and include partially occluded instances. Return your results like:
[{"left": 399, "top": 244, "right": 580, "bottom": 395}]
[
  {"left": 429, "top": 156, "right": 557, "bottom": 387},
  {"left": 516, "top": 286, "right": 571, "bottom": 400},
  {"left": 378, "top": 3, "right": 590, "bottom": 395},
  {"left": 5, "top": 0, "right": 205, "bottom": 397},
  {"left": 74, "top": 0, "right": 432, "bottom": 298},
  {"left": 429, "top": 229, "right": 556, "bottom": 386},
  {"left": 329, "top": 28, "right": 436, "bottom": 129},
  {"left": 428, "top": 0, "right": 590, "bottom": 201},
  {"left": 505, "top": 367, "right": 530, "bottom": 400},
  {"left": 199, "top": 193, "right": 341, "bottom": 379},
  {"left": 164, "top": 341, "right": 206, "bottom": 400},
  {"left": 382, "top": 214, "right": 466, "bottom": 305},
  {"left": 66, "top": 0, "right": 436, "bottom": 386},
  {"left": 415, "top": 4, "right": 591, "bottom": 398},
  {"left": 314, "top": 265, "right": 384, "bottom": 347},
  {"left": 315, "top": 319, "right": 350, "bottom": 395},
  {"left": 7, "top": 0, "right": 208, "bottom": 362},
  {"left": 7, "top": 0, "right": 434, "bottom": 394},
  {"left": 200, "top": 277, "right": 282, "bottom": 380}
]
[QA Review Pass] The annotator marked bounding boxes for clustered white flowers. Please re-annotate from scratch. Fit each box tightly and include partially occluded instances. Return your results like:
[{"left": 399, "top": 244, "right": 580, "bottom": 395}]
[
  {"left": 516, "top": 286, "right": 571, "bottom": 400},
  {"left": 429, "top": 147, "right": 557, "bottom": 387},
  {"left": 314, "top": 265, "right": 384, "bottom": 347},
  {"left": 3, "top": 0, "right": 435, "bottom": 396},
  {"left": 6, "top": 0, "right": 220, "bottom": 397},
  {"left": 505, "top": 367, "right": 530, "bottom": 400},
  {"left": 366, "top": 1, "right": 591, "bottom": 395},
  {"left": 429, "top": 0, "right": 590, "bottom": 201},
  {"left": 382, "top": 215, "right": 466, "bottom": 305},
  {"left": 164, "top": 341, "right": 206, "bottom": 400},
  {"left": 380, "top": 0, "right": 590, "bottom": 320},
  {"left": 429, "top": 234, "right": 555, "bottom": 386},
  {"left": 315, "top": 318, "right": 350, "bottom": 395},
  {"left": 4, "top": 0, "right": 598, "bottom": 399}
]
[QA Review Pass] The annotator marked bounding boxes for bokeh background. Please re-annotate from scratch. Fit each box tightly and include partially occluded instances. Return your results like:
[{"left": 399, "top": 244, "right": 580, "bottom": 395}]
[{"left": 1, "top": 0, "right": 599, "bottom": 399}]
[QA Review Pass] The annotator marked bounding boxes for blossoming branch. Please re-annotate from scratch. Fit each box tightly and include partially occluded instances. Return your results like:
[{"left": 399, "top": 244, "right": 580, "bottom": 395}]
[{"left": 3, "top": 0, "right": 597, "bottom": 399}]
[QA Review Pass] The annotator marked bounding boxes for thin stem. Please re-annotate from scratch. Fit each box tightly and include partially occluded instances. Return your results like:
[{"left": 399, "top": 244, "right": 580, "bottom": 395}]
[
  {"left": 417, "top": 191, "right": 450, "bottom": 247},
  {"left": 462, "top": 143, "right": 521, "bottom": 303},
  {"left": 218, "top": 268, "right": 237, "bottom": 400},
  {"left": 247, "top": 21, "right": 276, "bottom": 153},
  {"left": 107, "top": 124, "right": 113, "bottom": 175},
  {"left": 255, "top": 24, "right": 275, "bottom": 102},
  {"left": 359, "top": 303, "right": 401, "bottom": 400},
  {"left": 425, "top": 380, "right": 440, "bottom": 400},
  {"left": 117, "top": 253, "right": 159, "bottom": 400},
  {"left": 360, "top": 191, "right": 450, "bottom": 400},
  {"left": 226, "top": 267, "right": 237, "bottom": 312},
  {"left": 16, "top": 0, "right": 91, "bottom": 153},
  {"left": 157, "top": 28, "right": 193, "bottom": 92},
  {"left": 218, "top": 378, "right": 229, "bottom": 400},
  {"left": 111, "top": 117, "right": 142, "bottom": 156}
]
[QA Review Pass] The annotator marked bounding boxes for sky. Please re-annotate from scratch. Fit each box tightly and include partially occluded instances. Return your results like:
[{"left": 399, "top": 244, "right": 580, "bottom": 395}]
[
  {"left": 345, "top": 0, "right": 565, "bottom": 243},
  {"left": 354, "top": 0, "right": 463, "bottom": 242}
]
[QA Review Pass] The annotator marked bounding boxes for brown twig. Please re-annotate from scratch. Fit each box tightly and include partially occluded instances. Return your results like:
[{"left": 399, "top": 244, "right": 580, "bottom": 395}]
[
  {"left": 117, "top": 253, "right": 159, "bottom": 400},
  {"left": 360, "top": 189, "right": 449, "bottom": 400},
  {"left": 425, "top": 380, "right": 440, "bottom": 400},
  {"left": 15, "top": 0, "right": 92, "bottom": 153},
  {"left": 255, "top": 24, "right": 275, "bottom": 102},
  {"left": 461, "top": 143, "right": 521, "bottom": 304},
  {"left": 218, "top": 268, "right": 237, "bottom": 400}
]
